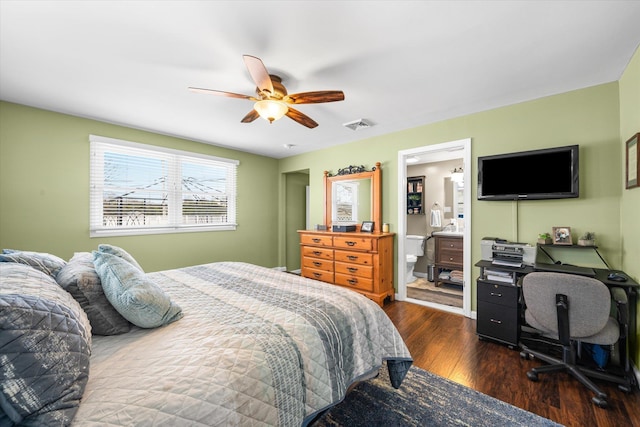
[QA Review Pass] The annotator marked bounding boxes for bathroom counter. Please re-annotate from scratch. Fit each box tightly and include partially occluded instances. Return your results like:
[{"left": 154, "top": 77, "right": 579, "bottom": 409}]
[{"left": 432, "top": 231, "right": 464, "bottom": 237}]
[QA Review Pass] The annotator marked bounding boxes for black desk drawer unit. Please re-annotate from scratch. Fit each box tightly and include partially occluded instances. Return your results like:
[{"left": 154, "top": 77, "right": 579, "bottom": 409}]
[{"left": 477, "top": 280, "right": 520, "bottom": 347}]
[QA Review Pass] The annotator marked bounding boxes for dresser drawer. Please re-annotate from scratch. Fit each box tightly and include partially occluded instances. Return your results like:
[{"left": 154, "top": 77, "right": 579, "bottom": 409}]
[
  {"left": 334, "top": 250, "right": 373, "bottom": 266},
  {"left": 302, "top": 267, "right": 334, "bottom": 284},
  {"left": 300, "top": 234, "right": 334, "bottom": 247},
  {"left": 335, "top": 261, "right": 373, "bottom": 279},
  {"left": 437, "top": 249, "right": 463, "bottom": 265},
  {"left": 303, "top": 257, "right": 333, "bottom": 272},
  {"left": 302, "top": 246, "right": 334, "bottom": 260},
  {"left": 477, "top": 280, "right": 519, "bottom": 308},
  {"left": 438, "top": 237, "right": 463, "bottom": 250},
  {"left": 333, "top": 236, "right": 373, "bottom": 251},
  {"left": 335, "top": 273, "right": 374, "bottom": 292}
]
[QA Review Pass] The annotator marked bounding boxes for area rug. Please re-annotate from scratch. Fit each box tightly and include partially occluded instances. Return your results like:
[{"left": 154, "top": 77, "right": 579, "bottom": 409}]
[
  {"left": 407, "top": 278, "right": 463, "bottom": 308},
  {"left": 312, "top": 364, "right": 562, "bottom": 427}
]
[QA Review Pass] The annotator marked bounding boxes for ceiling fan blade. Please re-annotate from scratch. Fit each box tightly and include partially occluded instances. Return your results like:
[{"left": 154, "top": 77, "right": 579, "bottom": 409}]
[
  {"left": 243, "top": 55, "right": 274, "bottom": 95},
  {"left": 285, "top": 107, "right": 318, "bottom": 128},
  {"left": 188, "top": 87, "right": 257, "bottom": 101},
  {"left": 284, "top": 90, "right": 345, "bottom": 104},
  {"left": 241, "top": 109, "right": 260, "bottom": 123}
]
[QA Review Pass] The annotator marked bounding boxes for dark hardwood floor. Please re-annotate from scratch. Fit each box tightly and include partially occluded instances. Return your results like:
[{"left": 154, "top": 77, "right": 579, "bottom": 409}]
[{"left": 383, "top": 301, "right": 640, "bottom": 427}]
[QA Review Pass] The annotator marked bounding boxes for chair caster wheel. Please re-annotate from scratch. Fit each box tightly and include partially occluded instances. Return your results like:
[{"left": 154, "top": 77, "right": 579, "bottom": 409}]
[
  {"left": 520, "top": 351, "right": 531, "bottom": 360},
  {"left": 618, "top": 385, "right": 631, "bottom": 393},
  {"left": 592, "top": 396, "right": 608, "bottom": 408},
  {"left": 526, "top": 371, "right": 538, "bottom": 381}
]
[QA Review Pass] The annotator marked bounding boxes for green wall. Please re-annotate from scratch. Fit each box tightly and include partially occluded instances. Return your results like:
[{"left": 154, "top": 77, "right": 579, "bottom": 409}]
[
  {"left": 0, "top": 102, "right": 280, "bottom": 272},
  {"left": 280, "top": 82, "right": 623, "bottom": 273},
  {"left": 619, "top": 45, "right": 640, "bottom": 368},
  {"left": 284, "top": 171, "right": 309, "bottom": 271}
]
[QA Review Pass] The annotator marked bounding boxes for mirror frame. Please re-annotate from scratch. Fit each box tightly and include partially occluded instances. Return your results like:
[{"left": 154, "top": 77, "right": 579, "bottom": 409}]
[{"left": 324, "top": 162, "right": 382, "bottom": 232}]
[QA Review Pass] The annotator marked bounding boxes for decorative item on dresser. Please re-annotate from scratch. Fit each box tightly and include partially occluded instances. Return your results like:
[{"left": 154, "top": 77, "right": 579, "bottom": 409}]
[{"left": 298, "top": 162, "right": 395, "bottom": 306}]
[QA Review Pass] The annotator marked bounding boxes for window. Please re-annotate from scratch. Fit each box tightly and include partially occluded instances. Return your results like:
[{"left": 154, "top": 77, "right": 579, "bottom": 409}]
[{"left": 90, "top": 135, "right": 238, "bottom": 237}]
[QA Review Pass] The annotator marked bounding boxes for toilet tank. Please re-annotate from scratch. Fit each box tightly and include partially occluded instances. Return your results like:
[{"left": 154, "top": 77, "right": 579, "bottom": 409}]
[{"left": 406, "top": 235, "right": 426, "bottom": 256}]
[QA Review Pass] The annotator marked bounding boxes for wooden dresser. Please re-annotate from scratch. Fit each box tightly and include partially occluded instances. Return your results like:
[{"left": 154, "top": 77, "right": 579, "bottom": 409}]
[
  {"left": 298, "top": 230, "right": 395, "bottom": 306},
  {"left": 434, "top": 234, "right": 464, "bottom": 287}
]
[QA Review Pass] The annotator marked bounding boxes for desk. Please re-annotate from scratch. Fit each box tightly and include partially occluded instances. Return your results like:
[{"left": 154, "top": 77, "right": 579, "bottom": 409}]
[{"left": 475, "top": 260, "right": 638, "bottom": 386}]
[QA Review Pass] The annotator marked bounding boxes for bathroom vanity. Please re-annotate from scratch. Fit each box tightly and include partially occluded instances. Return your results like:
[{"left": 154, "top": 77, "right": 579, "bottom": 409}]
[
  {"left": 433, "top": 232, "right": 464, "bottom": 287},
  {"left": 298, "top": 162, "right": 395, "bottom": 306}
]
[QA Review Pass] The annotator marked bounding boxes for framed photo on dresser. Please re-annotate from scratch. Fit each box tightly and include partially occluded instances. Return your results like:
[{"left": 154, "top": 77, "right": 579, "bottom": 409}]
[{"left": 361, "top": 221, "right": 374, "bottom": 233}]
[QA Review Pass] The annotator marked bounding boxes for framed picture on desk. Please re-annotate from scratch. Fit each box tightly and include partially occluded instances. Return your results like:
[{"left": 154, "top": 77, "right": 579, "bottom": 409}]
[{"left": 552, "top": 226, "right": 572, "bottom": 245}]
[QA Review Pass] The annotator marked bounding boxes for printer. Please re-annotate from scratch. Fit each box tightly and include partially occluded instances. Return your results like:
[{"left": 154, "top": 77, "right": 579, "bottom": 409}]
[{"left": 481, "top": 238, "right": 536, "bottom": 267}]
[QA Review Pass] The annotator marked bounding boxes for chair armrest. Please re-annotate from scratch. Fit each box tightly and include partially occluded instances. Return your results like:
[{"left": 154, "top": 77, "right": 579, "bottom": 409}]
[
  {"left": 611, "top": 287, "right": 627, "bottom": 305},
  {"left": 611, "top": 287, "right": 628, "bottom": 333}
]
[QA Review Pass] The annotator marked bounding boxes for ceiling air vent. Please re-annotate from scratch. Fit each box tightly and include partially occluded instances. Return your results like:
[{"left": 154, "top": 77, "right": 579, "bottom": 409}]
[{"left": 343, "top": 119, "right": 373, "bottom": 131}]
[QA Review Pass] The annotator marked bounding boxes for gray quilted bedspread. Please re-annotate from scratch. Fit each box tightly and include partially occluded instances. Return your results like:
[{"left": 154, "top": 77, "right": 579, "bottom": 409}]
[{"left": 71, "top": 262, "right": 412, "bottom": 426}]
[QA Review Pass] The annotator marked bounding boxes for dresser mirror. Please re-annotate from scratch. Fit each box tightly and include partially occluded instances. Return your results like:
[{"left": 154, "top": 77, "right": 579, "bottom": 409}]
[{"left": 324, "top": 163, "right": 382, "bottom": 232}]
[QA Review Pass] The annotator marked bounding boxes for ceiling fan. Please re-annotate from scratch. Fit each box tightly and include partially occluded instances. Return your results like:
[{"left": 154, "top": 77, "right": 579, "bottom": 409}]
[{"left": 189, "top": 55, "right": 345, "bottom": 128}]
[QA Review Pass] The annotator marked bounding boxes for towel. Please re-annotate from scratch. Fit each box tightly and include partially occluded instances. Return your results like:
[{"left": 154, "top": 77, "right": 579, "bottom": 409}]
[{"left": 430, "top": 209, "right": 442, "bottom": 227}]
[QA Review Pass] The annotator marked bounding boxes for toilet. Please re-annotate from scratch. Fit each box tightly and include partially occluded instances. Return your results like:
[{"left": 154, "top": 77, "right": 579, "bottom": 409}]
[{"left": 406, "top": 235, "right": 426, "bottom": 283}]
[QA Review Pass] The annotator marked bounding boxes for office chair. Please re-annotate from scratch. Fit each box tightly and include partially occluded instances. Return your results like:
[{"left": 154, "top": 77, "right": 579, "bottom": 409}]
[{"left": 519, "top": 272, "right": 630, "bottom": 408}]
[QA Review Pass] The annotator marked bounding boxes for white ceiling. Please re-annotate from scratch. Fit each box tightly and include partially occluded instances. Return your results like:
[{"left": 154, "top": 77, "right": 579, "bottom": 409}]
[{"left": 1, "top": 1, "right": 639, "bottom": 159}]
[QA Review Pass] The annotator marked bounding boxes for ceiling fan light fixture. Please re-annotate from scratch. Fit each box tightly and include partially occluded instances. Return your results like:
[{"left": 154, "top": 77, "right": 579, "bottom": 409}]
[{"left": 254, "top": 100, "right": 288, "bottom": 123}]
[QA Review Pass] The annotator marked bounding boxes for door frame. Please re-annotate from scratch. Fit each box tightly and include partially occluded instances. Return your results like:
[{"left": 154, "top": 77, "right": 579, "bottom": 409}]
[{"left": 396, "top": 138, "right": 472, "bottom": 318}]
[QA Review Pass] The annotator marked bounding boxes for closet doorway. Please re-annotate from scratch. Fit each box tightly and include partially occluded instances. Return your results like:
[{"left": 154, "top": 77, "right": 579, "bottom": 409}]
[{"left": 397, "top": 138, "right": 472, "bottom": 318}]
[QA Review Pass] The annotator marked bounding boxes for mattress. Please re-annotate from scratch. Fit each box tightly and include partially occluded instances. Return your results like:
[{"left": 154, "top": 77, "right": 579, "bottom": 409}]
[{"left": 71, "top": 262, "right": 412, "bottom": 426}]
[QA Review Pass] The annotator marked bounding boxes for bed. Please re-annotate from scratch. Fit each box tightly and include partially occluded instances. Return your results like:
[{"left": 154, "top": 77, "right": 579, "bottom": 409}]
[{"left": 0, "top": 247, "right": 412, "bottom": 427}]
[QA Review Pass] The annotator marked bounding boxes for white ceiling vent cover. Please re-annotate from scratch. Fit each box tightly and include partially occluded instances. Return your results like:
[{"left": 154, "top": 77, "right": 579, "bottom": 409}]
[{"left": 343, "top": 119, "right": 373, "bottom": 131}]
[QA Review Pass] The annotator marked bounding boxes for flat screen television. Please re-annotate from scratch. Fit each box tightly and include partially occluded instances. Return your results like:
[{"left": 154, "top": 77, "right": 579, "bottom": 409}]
[{"left": 477, "top": 145, "right": 579, "bottom": 200}]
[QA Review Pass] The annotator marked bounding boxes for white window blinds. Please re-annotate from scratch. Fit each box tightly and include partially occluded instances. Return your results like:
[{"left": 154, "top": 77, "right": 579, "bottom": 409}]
[{"left": 90, "top": 135, "right": 238, "bottom": 237}]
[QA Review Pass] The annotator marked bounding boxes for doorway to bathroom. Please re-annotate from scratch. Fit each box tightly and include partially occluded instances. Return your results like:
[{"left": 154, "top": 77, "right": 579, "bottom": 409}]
[{"left": 397, "top": 138, "right": 472, "bottom": 318}]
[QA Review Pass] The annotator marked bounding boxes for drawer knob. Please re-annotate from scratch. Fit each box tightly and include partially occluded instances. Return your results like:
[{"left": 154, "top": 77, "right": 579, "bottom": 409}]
[
  {"left": 449, "top": 257, "right": 454, "bottom": 261},
  {"left": 312, "top": 238, "right": 321, "bottom": 243},
  {"left": 347, "top": 255, "right": 358, "bottom": 261},
  {"left": 347, "top": 267, "right": 358, "bottom": 273},
  {"left": 347, "top": 278, "right": 358, "bottom": 285},
  {"left": 490, "top": 318, "right": 502, "bottom": 324},
  {"left": 313, "top": 273, "right": 322, "bottom": 278},
  {"left": 313, "top": 251, "right": 322, "bottom": 256},
  {"left": 313, "top": 261, "right": 322, "bottom": 267},
  {"left": 450, "top": 244, "right": 454, "bottom": 247},
  {"left": 346, "top": 241, "right": 356, "bottom": 246},
  {"left": 490, "top": 292, "right": 502, "bottom": 297}
]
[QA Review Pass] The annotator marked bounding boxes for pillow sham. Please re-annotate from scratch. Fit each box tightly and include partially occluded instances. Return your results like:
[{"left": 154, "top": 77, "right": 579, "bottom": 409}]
[
  {"left": 97, "top": 244, "right": 144, "bottom": 272},
  {"left": 0, "top": 263, "right": 91, "bottom": 426},
  {"left": 56, "top": 252, "right": 132, "bottom": 336},
  {"left": 0, "top": 249, "right": 66, "bottom": 278},
  {"left": 93, "top": 251, "right": 183, "bottom": 328}
]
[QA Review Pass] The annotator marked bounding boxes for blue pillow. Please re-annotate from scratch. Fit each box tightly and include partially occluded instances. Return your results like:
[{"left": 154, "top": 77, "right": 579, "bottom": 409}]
[
  {"left": 92, "top": 251, "right": 183, "bottom": 328},
  {"left": 97, "top": 244, "right": 144, "bottom": 272},
  {"left": 0, "top": 249, "right": 66, "bottom": 278}
]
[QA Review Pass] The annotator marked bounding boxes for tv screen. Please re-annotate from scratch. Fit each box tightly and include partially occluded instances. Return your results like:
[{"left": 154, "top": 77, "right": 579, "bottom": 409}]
[{"left": 477, "top": 145, "right": 579, "bottom": 200}]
